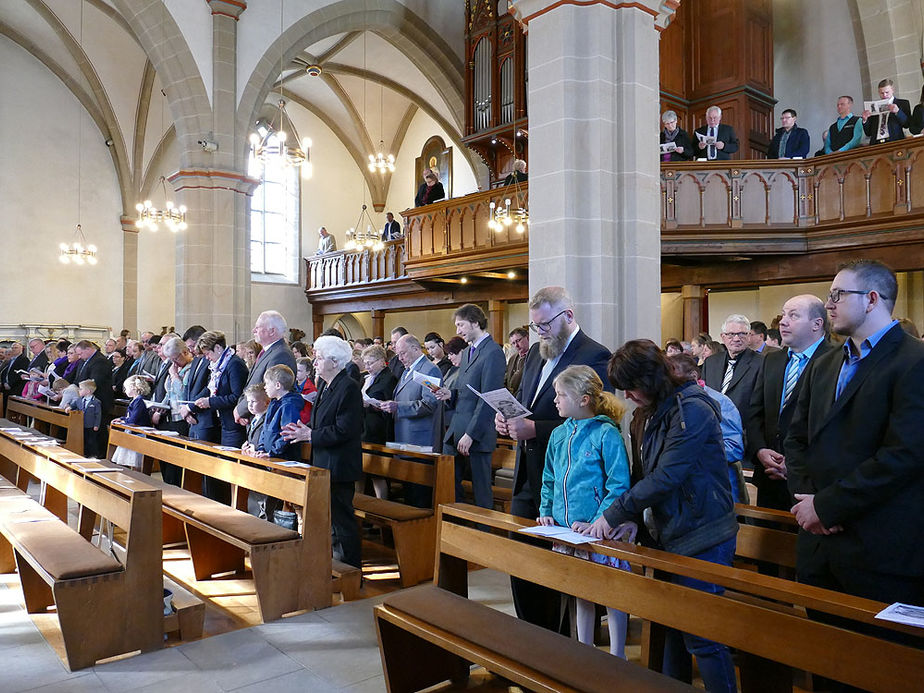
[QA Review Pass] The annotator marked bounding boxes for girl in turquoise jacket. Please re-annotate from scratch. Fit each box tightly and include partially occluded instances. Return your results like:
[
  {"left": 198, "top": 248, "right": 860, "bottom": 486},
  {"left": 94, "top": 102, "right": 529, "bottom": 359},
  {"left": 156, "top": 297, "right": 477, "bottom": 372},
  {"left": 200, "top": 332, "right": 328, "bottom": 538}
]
[{"left": 538, "top": 365, "right": 631, "bottom": 657}]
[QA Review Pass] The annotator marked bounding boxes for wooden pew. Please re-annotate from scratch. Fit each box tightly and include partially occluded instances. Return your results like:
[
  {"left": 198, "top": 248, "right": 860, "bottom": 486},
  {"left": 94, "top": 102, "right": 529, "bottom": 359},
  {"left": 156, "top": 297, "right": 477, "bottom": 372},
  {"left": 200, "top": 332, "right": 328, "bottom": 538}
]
[
  {"left": 422, "top": 504, "right": 924, "bottom": 693},
  {"left": 355, "top": 443, "right": 454, "bottom": 587},
  {"left": 0, "top": 429, "right": 163, "bottom": 670},
  {"left": 107, "top": 423, "right": 338, "bottom": 620},
  {"left": 6, "top": 396, "right": 83, "bottom": 454}
]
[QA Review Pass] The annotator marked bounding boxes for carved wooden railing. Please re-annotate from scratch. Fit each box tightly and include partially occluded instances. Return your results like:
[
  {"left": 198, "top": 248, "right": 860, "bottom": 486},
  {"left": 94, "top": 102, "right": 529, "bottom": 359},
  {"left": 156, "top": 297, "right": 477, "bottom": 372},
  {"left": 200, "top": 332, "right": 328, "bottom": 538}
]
[
  {"left": 401, "top": 187, "right": 529, "bottom": 279},
  {"left": 305, "top": 239, "right": 407, "bottom": 292},
  {"left": 662, "top": 136, "right": 924, "bottom": 255}
]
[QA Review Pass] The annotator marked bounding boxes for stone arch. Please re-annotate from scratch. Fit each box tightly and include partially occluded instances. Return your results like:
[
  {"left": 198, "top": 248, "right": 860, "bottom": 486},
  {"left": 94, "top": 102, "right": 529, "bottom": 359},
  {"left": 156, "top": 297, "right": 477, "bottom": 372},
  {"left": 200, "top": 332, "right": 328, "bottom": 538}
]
[
  {"left": 237, "top": 0, "right": 476, "bottom": 190},
  {"left": 848, "top": 0, "right": 924, "bottom": 100},
  {"left": 111, "top": 0, "right": 212, "bottom": 169}
]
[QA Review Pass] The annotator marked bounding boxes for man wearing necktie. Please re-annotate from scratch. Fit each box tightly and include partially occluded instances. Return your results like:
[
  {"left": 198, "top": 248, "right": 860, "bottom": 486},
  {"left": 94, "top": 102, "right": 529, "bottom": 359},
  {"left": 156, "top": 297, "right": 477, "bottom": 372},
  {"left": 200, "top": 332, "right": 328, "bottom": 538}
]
[
  {"left": 746, "top": 295, "right": 830, "bottom": 511},
  {"left": 785, "top": 260, "right": 924, "bottom": 640},
  {"left": 702, "top": 314, "right": 763, "bottom": 437},
  {"left": 495, "top": 287, "right": 612, "bottom": 634},
  {"left": 695, "top": 105, "right": 739, "bottom": 161}
]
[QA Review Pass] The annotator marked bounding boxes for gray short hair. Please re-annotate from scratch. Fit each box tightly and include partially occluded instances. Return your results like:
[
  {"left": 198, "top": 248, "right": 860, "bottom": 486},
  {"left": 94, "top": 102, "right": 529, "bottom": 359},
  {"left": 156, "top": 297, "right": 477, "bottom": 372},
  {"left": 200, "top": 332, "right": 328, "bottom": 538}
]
[
  {"left": 721, "top": 314, "right": 751, "bottom": 333},
  {"left": 661, "top": 110, "right": 678, "bottom": 123},
  {"left": 706, "top": 105, "right": 722, "bottom": 117},
  {"left": 257, "top": 310, "right": 287, "bottom": 336},
  {"left": 161, "top": 336, "right": 188, "bottom": 359},
  {"left": 313, "top": 335, "right": 352, "bottom": 369}
]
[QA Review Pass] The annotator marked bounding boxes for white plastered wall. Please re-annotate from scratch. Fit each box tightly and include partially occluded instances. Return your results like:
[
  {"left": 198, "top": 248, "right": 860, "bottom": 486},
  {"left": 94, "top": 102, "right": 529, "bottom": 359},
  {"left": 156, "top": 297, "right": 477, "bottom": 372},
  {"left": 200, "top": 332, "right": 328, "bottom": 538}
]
[{"left": 0, "top": 37, "right": 124, "bottom": 331}]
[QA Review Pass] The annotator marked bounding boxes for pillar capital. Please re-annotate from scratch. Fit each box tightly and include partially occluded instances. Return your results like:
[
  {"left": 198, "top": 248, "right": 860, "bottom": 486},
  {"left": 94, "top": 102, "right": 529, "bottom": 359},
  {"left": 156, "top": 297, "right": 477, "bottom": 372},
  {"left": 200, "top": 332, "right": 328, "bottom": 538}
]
[
  {"left": 120, "top": 214, "right": 138, "bottom": 234},
  {"left": 206, "top": 0, "right": 246, "bottom": 21},
  {"left": 509, "top": 0, "right": 672, "bottom": 30},
  {"left": 167, "top": 168, "right": 261, "bottom": 197}
]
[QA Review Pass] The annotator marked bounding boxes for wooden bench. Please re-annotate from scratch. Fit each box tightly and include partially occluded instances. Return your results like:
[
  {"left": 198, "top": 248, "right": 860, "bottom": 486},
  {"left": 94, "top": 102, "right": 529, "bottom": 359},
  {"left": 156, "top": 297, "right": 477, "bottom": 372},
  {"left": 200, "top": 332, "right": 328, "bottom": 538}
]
[
  {"left": 6, "top": 396, "right": 83, "bottom": 454},
  {"left": 354, "top": 443, "right": 454, "bottom": 587},
  {"left": 376, "top": 584, "right": 695, "bottom": 693},
  {"left": 108, "top": 423, "right": 337, "bottom": 620},
  {"left": 0, "top": 429, "right": 163, "bottom": 670},
  {"left": 428, "top": 504, "right": 924, "bottom": 693}
]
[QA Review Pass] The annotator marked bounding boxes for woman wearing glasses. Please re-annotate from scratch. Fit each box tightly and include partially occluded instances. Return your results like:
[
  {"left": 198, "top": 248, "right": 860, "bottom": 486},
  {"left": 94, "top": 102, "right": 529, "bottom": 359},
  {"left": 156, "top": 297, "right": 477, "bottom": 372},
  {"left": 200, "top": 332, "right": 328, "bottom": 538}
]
[
  {"left": 415, "top": 168, "right": 445, "bottom": 206},
  {"left": 574, "top": 339, "right": 738, "bottom": 693}
]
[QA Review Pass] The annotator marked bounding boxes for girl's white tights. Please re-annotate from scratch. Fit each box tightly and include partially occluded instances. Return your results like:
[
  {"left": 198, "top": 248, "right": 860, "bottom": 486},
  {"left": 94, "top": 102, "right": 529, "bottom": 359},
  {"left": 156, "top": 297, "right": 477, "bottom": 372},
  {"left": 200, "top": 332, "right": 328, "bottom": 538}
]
[{"left": 576, "top": 598, "right": 628, "bottom": 658}]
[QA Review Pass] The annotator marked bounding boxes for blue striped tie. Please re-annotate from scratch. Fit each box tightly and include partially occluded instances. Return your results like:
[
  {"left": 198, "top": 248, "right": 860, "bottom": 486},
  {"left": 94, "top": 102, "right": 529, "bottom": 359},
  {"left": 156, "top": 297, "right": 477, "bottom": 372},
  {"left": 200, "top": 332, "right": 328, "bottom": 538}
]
[{"left": 782, "top": 351, "right": 806, "bottom": 407}]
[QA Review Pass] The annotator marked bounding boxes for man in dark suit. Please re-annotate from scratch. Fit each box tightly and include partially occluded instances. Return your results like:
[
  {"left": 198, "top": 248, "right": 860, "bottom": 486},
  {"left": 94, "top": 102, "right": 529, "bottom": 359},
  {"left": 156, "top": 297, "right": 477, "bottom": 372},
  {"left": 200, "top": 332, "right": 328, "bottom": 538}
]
[
  {"left": 283, "top": 335, "right": 364, "bottom": 568},
  {"left": 381, "top": 212, "right": 401, "bottom": 241},
  {"left": 767, "top": 109, "right": 810, "bottom": 159},
  {"left": 234, "top": 311, "right": 296, "bottom": 424},
  {"left": 748, "top": 321, "right": 778, "bottom": 355},
  {"left": 746, "top": 295, "right": 830, "bottom": 511},
  {"left": 2, "top": 342, "right": 29, "bottom": 406},
  {"left": 73, "top": 340, "right": 114, "bottom": 417},
  {"left": 786, "top": 260, "right": 924, "bottom": 624},
  {"left": 702, "top": 314, "right": 763, "bottom": 438},
  {"left": 26, "top": 338, "right": 49, "bottom": 373},
  {"left": 504, "top": 326, "right": 530, "bottom": 395},
  {"left": 496, "top": 286, "right": 612, "bottom": 632},
  {"left": 694, "top": 106, "right": 739, "bottom": 160},
  {"left": 387, "top": 327, "right": 408, "bottom": 381},
  {"left": 435, "top": 304, "right": 506, "bottom": 508},
  {"left": 862, "top": 78, "right": 911, "bottom": 143}
]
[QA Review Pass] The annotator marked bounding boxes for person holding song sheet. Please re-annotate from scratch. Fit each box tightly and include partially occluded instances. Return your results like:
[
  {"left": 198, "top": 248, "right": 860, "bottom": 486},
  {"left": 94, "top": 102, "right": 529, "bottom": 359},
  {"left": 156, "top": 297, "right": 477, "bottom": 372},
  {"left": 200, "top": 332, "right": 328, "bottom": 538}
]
[
  {"left": 660, "top": 110, "right": 693, "bottom": 161},
  {"left": 862, "top": 78, "right": 911, "bottom": 143}
]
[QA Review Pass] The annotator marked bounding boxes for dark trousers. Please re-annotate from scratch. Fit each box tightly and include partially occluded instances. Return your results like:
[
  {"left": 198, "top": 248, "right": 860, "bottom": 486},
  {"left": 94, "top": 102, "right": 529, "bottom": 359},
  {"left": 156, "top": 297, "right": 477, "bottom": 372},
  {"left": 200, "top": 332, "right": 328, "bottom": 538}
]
[
  {"left": 445, "top": 442, "right": 493, "bottom": 508},
  {"left": 332, "top": 481, "right": 361, "bottom": 569},
  {"left": 191, "top": 426, "right": 230, "bottom": 504},
  {"left": 83, "top": 427, "right": 100, "bottom": 458},
  {"left": 509, "top": 488, "right": 570, "bottom": 634},
  {"left": 755, "top": 476, "right": 793, "bottom": 511},
  {"left": 159, "top": 418, "right": 188, "bottom": 486}
]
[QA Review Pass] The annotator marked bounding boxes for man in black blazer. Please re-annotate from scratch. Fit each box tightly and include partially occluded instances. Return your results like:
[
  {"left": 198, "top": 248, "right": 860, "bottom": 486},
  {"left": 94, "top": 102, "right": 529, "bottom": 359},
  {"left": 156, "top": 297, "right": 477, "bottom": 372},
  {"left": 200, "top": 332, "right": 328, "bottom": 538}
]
[
  {"left": 746, "top": 295, "right": 831, "bottom": 511},
  {"left": 234, "top": 311, "right": 297, "bottom": 424},
  {"left": 26, "top": 338, "right": 49, "bottom": 373},
  {"left": 786, "top": 261, "right": 924, "bottom": 618},
  {"left": 2, "top": 342, "right": 29, "bottom": 407},
  {"left": 496, "top": 287, "right": 612, "bottom": 632},
  {"left": 435, "top": 304, "right": 506, "bottom": 508},
  {"left": 862, "top": 78, "right": 911, "bottom": 144},
  {"left": 694, "top": 106, "right": 739, "bottom": 160},
  {"left": 73, "top": 340, "right": 114, "bottom": 417},
  {"left": 283, "top": 335, "right": 364, "bottom": 569},
  {"left": 702, "top": 314, "right": 763, "bottom": 440},
  {"left": 381, "top": 212, "right": 401, "bottom": 241}
]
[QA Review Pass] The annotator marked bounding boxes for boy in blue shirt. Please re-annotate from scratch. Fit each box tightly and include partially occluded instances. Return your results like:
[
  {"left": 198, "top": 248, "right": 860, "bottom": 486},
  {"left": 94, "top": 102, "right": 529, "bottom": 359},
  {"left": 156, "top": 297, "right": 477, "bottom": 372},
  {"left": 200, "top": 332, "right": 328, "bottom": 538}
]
[{"left": 254, "top": 365, "right": 304, "bottom": 460}]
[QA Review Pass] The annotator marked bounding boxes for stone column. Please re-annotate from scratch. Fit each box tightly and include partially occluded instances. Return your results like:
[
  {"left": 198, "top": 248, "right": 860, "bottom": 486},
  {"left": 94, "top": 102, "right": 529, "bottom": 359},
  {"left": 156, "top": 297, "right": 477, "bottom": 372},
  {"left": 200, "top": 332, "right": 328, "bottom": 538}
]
[
  {"left": 511, "top": 0, "right": 665, "bottom": 351},
  {"left": 120, "top": 215, "right": 139, "bottom": 334},
  {"left": 681, "top": 284, "right": 705, "bottom": 342}
]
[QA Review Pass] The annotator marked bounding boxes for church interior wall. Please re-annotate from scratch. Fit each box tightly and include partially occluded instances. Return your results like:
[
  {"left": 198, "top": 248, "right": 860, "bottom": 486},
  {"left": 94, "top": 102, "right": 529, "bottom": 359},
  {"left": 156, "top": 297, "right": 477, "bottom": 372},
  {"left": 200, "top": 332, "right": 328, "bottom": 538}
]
[
  {"left": 661, "top": 292, "right": 683, "bottom": 342},
  {"left": 773, "top": 0, "right": 865, "bottom": 151},
  {"left": 0, "top": 37, "right": 125, "bottom": 332}
]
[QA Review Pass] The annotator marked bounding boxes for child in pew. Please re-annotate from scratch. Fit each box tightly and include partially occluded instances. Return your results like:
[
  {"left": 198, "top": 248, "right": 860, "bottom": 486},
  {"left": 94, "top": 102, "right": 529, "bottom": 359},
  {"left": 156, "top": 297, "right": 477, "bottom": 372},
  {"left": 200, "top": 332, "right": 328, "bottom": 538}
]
[
  {"left": 241, "top": 384, "right": 282, "bottom": 521},
  {"left": 538, "top": 365, "right": 631, "bottom": 658},
  {"left": 50, "top": 378, "right": 79, "bottom": 409},
  {"left": 253, "top": 365, "right": 305, "bottom": 461},
  {"left": 295, "top": 357, "right": 317, "bottom": 424},
  {"left": 110, "top": 375, "right": 152, "bottom": 469},
  {"left": 66, "top": 379, "right": 102, "bottom": 458}
]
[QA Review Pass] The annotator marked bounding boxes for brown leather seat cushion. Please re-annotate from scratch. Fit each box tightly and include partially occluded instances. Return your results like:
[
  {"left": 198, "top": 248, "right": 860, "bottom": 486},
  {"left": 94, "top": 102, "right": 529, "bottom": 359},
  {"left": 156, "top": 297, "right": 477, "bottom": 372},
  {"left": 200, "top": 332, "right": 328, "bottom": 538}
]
[
  {"left": 2, "top": 514, "right": 122, "bottom": 580},
  {"left": 383, "top": 586, "right": 693, "bottom": 693},
  {"left": 125, "top": 471, "right": 299, "bottom": 545}
]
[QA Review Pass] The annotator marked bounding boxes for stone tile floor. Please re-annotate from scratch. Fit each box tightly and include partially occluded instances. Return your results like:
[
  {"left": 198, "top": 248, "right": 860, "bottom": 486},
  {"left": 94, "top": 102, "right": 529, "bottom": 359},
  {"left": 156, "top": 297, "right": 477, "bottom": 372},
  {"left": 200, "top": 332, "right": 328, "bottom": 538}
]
[{"left": 0, "top": 568, "right": 516, "bottom": 693}]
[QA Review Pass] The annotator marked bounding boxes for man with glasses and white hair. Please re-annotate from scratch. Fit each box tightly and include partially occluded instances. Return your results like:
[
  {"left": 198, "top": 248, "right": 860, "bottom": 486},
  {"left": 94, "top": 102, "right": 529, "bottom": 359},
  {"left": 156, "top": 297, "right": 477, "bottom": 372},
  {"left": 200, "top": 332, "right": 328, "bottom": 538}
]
[
  {"left": 495, "top": 286, "right": 611, "bottom": 633},
  {"left": 702, "top": 313, "right": 763, "bottom": 434},
  {"left": 235, "top": 311, "right": 297, "bottom": 425},
  {"left": 785, "top": 260, "right": 924, "bottom": 626}
]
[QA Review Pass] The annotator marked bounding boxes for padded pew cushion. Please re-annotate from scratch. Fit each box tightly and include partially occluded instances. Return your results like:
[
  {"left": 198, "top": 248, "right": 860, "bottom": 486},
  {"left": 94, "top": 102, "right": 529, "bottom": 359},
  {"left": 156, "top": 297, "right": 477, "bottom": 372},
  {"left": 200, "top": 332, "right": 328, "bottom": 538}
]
[
  {"left": 1, "top": 511, "right": 122, "bottom": 580},
  {"left": 383, "top": 585, "right": 694, "bottom": 693},
  {"left": 353, "top": 493, "right": 431, "bottom": 522}
]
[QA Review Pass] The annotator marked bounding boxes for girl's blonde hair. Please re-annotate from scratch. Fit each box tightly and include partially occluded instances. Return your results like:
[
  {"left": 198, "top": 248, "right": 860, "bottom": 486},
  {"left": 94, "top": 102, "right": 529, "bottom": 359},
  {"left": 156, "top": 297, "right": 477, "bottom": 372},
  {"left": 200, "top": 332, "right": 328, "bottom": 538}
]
[
  {"left": 553, "top": 365, "right": 626, "bottom": 422},
  {"left": 123, "top": 375, "right": 151, "bottom": 397}
]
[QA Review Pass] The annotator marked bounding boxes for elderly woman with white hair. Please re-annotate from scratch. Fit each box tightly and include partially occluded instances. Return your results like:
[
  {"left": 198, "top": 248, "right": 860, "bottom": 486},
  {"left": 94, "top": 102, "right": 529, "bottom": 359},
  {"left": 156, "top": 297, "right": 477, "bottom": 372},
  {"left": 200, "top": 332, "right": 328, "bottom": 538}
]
[{"left": 282, "top": 335, "right": 363, "bottom": 568}]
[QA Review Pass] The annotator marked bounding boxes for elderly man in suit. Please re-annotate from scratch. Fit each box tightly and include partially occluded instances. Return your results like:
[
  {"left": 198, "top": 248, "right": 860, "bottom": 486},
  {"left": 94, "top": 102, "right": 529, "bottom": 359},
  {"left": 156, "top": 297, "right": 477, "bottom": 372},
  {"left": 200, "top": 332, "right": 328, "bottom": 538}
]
[
  {"left": 694, "top": 105, "right": 739, "bottom": 160},
  {"left": 496, "top": 286, "right": 612, "bottom": 633},
  {"left": 234, "top": 311, "right": 297, "bottom": 425},
  {"left": 435, "top": 304, "right": 506, "bottom": 508},
  {"left": 786, "top": 260, "right": 924, "bottom": 630},
  {"left": 380, "top": 334, "right": 442, "bottom": 507},
  {"left": 26, "top": 338, "right": 49, "bottom": 373},
  {"left": 746, "top": 296, "right": 830, "bottom": 511},
  {"left": 702, "top": 314, "right": 763, "bottom": 441},
  {"left": 73, "top": 340, "right": 114, "bottom": 417}
]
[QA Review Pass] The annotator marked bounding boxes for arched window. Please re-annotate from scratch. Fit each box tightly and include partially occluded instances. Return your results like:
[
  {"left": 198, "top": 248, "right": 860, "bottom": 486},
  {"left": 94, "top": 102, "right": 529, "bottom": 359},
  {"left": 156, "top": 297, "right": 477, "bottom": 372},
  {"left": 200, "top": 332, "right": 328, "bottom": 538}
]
[{"left": 249, "top": 133, "right": 300, "bottom": 284}]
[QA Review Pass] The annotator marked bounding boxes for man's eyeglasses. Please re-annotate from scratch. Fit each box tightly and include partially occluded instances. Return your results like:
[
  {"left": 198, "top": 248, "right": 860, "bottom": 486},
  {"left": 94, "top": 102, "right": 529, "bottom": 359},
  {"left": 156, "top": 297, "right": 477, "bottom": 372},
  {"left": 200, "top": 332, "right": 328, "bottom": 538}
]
[
  {"left": 722, "top": 331, "right": 748, "bottom": 339},
  {"left": 529, "top": 310, "right": 568, "bottom": 334},
  {"left": 827, "top": 289, "right": 878, "bottom": 304}
]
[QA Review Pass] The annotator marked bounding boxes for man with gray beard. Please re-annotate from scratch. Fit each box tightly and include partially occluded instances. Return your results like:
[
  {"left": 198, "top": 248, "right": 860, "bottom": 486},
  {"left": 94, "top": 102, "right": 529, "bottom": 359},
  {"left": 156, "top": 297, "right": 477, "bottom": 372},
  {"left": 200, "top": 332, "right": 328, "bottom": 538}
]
[{"left": 495, "top": 286, "right": 612, "bottom": 633}]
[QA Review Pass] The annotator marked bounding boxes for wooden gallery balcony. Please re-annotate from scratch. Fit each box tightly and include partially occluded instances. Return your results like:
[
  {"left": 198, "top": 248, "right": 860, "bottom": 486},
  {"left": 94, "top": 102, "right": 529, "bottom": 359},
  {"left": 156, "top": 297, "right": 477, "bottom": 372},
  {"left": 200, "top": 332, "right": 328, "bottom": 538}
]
[
  {"left": 304, "top": 188, "right": 530, "bottom": 318},
  {"left": 305, "top": 138, "right": 924, "bottom": 310}
]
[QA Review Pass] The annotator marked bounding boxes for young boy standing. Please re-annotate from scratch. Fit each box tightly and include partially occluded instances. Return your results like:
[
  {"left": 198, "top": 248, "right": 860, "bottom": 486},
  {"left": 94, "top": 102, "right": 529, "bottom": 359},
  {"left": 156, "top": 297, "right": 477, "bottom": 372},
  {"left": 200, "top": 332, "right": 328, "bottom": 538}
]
[
  {"left": 255, "top": 365, "right": 304, "bottom": 460},
  {"left": 68, "top": 379, "right": 102, "bottom": 457}
]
